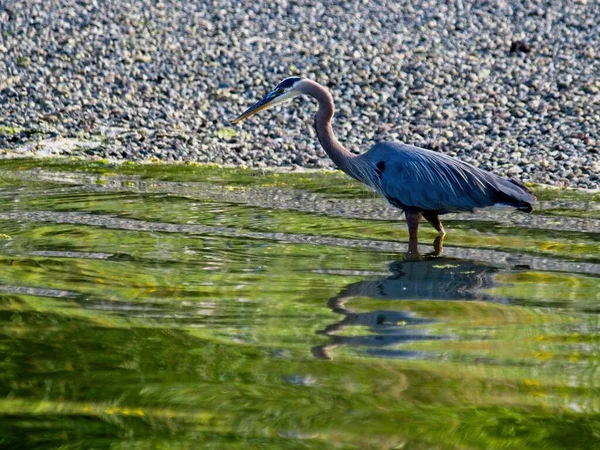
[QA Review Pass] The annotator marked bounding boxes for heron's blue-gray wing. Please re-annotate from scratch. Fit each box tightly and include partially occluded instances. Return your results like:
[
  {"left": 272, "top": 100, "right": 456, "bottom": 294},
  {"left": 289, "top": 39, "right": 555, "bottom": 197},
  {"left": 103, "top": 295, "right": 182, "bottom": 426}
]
[{"left": 365, "top": 142, "right": 532, "bottom": 213}]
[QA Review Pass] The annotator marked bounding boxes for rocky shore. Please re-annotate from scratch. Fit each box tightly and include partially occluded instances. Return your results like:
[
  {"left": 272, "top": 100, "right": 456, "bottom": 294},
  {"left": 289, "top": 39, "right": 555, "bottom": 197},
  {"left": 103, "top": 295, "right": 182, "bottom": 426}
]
[{"left": 1, "top": 0, "right": 599, "bottom": 188}]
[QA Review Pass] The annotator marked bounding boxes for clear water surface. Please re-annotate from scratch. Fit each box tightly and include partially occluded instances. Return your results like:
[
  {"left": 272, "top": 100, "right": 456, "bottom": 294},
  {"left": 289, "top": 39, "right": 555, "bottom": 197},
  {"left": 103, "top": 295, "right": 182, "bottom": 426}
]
[{"left": 0, "top": 159, "right": 599, "bottom": 449}]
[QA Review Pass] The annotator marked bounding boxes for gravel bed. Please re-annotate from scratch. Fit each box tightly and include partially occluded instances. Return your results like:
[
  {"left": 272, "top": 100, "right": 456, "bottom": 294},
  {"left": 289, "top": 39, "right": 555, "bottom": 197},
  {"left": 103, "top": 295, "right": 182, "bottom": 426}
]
[{"left": 0, "top": 0, "right": 599, "bottom": 188}]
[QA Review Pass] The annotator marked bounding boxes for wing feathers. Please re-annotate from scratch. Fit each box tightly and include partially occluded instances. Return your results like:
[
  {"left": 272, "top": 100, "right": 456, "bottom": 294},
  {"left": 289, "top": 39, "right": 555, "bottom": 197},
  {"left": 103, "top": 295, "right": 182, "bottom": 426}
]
[{"left": 366, "top": 142, "right": 535, "bottom": 214}]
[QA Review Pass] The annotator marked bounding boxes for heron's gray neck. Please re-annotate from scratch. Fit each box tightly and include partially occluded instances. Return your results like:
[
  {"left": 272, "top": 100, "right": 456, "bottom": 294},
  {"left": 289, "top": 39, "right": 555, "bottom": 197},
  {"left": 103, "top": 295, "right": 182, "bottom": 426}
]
[{"left": 298, "top": 80, "right": 358, "bottom": 177}]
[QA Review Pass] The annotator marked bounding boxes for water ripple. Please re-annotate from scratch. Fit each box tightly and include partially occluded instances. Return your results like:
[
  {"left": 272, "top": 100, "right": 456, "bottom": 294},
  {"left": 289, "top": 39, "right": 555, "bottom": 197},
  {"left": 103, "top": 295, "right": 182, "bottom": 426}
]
[
  {"left": 4, "top": 169, "right": 600, "bottom": 234},
  {"left": 0, "top": 210, "right": 598, "bottom": 275}
]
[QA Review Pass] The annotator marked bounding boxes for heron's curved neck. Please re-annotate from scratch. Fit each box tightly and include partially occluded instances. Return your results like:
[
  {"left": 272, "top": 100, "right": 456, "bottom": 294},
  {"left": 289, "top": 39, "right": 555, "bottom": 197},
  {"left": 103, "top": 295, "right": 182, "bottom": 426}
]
[{"left": 298, "top": 80, "right": 357, "bottom": 176}]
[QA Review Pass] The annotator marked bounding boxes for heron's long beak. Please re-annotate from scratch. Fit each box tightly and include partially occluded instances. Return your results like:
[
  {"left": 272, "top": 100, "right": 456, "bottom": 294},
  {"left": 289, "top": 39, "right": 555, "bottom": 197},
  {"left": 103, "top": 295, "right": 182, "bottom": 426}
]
[
  {"left": 231, "top": 93, "right": 279, "bottom": 125},
  {"left": 230, "top": 95, "right": 272, "bottom": 124},
  {"left": 231, "top": 90, "right": 296, "bottom": 125}
]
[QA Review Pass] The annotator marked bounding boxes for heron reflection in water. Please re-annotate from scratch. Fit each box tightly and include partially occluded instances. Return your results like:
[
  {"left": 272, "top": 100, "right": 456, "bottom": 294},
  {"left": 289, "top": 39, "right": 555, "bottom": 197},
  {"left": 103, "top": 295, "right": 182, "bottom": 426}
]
[
  {"left": 233, "top": 77, "right": 536, "bottom": 256},
  {"left": 311, "top": 257, "right": 506, "bottom": 360}
]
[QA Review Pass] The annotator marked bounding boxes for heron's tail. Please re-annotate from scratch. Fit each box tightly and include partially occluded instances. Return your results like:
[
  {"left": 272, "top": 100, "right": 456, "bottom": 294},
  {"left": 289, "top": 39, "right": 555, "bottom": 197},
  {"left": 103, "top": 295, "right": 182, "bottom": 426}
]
[{"left": 494, "top": 178, "right": 536, "bottom": 212}]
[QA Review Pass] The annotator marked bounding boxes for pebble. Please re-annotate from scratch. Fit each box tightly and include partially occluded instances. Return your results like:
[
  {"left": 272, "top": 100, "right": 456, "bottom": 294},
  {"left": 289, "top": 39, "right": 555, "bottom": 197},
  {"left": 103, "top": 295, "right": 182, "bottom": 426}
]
[{"left": 0, "top": 0, "right": 599, "bottom": 189}]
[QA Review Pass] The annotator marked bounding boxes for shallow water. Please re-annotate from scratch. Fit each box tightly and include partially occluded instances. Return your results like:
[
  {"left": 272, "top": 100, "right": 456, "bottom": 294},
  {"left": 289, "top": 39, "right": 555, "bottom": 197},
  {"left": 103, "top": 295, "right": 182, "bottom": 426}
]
[{"left": 0, "top": 160, "right": 599, "bottom": 449}]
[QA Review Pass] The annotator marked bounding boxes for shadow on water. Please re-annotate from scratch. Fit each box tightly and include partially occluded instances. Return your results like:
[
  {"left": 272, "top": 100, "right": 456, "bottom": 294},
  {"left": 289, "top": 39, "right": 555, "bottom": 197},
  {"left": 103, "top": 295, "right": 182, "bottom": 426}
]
[{"left": 313, "top": 257, "right": 510, "bottom": 360}]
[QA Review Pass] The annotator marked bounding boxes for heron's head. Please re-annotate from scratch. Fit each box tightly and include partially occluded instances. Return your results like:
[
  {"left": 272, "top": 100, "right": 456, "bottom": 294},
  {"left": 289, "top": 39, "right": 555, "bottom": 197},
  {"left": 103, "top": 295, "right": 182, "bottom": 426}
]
[{"left": 231, "top": 76, "right": 303, "bottom": 124}]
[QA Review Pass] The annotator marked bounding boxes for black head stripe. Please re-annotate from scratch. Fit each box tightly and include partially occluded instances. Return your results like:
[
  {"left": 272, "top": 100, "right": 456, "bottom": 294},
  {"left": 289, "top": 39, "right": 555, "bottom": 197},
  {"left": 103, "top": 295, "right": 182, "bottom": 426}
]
[{"left": 276, "top": 77, "right": 301, "bottom": 90}]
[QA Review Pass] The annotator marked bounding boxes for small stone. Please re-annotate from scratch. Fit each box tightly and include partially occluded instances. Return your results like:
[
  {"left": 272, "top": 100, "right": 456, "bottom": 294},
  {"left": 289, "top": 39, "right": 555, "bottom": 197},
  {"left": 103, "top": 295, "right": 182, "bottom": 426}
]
[{"left": 507, "top": 165, "right": 523, "bottom": 176}]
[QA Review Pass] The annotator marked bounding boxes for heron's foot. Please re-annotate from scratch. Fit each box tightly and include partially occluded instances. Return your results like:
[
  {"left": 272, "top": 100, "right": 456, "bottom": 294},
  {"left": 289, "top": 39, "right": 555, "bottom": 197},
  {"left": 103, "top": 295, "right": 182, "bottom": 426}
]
[
  {"left": 404, "top": 250, "right": 422, "bottom": 261},
  {"left": 425, "top": 234, "right": 445, "bottom": 257}
]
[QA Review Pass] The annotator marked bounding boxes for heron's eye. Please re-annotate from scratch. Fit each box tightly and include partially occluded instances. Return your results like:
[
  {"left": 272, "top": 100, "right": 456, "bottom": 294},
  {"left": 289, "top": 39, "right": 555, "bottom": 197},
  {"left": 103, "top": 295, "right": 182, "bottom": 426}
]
[{"left": 277, "top": 88, "right": 285, "bottom": 94}]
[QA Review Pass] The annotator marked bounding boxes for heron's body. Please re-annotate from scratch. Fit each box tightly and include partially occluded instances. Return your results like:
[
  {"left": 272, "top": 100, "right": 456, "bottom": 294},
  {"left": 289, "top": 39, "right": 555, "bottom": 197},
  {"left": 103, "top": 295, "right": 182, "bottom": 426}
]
[
  {"left": 360, "top": 141, "right": 534, "bottom": 214},
  {"left": 232, "top": 77, "right": 536, "bottom": 255}
]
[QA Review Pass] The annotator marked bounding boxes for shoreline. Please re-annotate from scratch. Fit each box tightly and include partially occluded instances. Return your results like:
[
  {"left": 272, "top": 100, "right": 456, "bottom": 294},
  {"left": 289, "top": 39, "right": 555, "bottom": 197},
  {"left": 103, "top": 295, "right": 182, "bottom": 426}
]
[
  {"left": 2, "top": 134, "right": 599, "bottom": 194},
  {"left": 2, "top": 141, "right": 599, "bottom": 197}
]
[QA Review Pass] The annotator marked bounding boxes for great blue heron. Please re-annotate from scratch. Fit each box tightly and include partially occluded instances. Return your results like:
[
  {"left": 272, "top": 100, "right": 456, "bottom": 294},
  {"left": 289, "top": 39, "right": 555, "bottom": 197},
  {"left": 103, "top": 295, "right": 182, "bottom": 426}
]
[{"left": 232, "top": 77, "right": 536, "bottom": 255}]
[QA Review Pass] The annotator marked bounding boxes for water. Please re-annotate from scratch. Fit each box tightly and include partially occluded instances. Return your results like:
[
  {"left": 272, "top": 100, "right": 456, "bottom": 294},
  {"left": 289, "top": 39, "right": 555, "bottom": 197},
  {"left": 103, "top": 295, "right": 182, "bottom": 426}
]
[{"left": 0, "top": 160, "right": 599, "bottom": 449}]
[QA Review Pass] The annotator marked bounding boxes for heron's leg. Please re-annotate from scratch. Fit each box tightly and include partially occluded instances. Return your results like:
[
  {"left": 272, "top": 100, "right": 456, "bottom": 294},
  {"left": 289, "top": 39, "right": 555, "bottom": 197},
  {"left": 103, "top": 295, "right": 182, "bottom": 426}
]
[
  {"left": 405, "top": 211, "right": 422, "bottom": 256},
  {"left": 423, "top": 212, "right": 446, "bottom": 236},
  {"left": 423, "top": 212, "right": 445, "bottom": 256}
]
